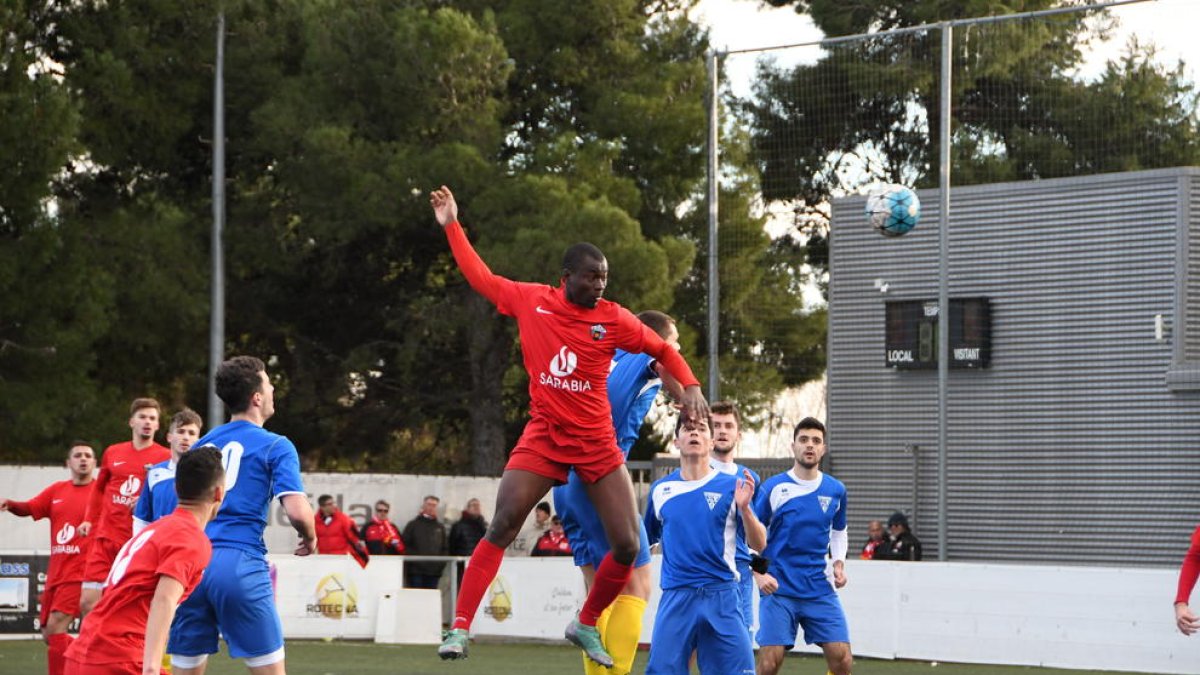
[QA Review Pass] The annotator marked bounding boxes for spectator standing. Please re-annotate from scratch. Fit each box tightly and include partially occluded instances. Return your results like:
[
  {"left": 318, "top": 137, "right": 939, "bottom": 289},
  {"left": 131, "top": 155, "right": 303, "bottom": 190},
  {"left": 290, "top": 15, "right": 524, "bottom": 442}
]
[
  {"left": 532, "top": 516, "right": 573, "bottom": 557},
  {"left": 362, "top": 500, "right": 405, "bottom": 555},
  {"left": 315, "top": 495, "right": 368, "bottom": 567},
  {"left": 403, "top": 495, "right": 448, "bottom": 589},
  {"left": 450, "top": 499, "right": 488, "bottom": 557},
  {"left": 876, "top": 512, "right": 923, "bottom": 561},
  {"left": 860, "top": 520, "right": 887, "bottom": 560}
]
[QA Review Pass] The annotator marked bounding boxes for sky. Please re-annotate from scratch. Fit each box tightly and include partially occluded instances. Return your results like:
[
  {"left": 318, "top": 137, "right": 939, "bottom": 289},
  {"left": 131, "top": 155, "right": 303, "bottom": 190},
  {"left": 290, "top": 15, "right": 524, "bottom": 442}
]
[{"left": 691, "top": 0, "right": 1199, "bottom": 92}]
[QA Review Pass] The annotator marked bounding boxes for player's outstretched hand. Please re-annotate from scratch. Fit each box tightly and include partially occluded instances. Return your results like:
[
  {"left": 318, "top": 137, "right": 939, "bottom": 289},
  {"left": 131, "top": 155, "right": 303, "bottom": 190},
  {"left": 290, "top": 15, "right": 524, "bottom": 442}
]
[
  {"left": 678, "top": 385, "right": 709, "bottom": 426},
  {"left": 755, "top": 571, "right": 779, "bottom": 596},
  {"left": 430, "top": 185, "right": 458, "bottom": 227},
  {"left": 1177, "top": 603, "right": 1200, "bottom": 635},
  {"left": 734, "top": 469, "right": 755, "bottom": 509},
  {"left": 0, "top": 499, "right": 9, "bottom": 512},
  {"left": 295, "top": 536, "right": 317, "bottom": 557},
  {"left": 78, "top": 521, "right": 92, "bottom": 536}
]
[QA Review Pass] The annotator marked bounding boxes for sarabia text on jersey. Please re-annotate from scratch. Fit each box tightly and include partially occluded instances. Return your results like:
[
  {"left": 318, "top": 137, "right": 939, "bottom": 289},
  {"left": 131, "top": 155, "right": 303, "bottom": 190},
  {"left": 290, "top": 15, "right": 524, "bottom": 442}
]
[
  {"left": 644, "top": 468, "right": 745, "bottom": 589},
  {"left": 5, "top": 481, "right": 93, "bottom": 586},
  {"left": 753, "top": 469, "right": 848, "bottom": 598},
  {"left": 86, "top": 441, "right": 170, "bottom": 543},
  {"left": 65, "top": 509, "right": 211, "bottom": 666},
  {"left": 192, "top": 420, "right": 306, "bottom": 554}
]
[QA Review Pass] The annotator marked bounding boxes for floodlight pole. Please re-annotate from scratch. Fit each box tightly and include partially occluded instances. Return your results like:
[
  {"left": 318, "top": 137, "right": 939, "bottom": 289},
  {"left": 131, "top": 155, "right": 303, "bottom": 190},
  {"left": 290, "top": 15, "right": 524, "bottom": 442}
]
[
  {"left": 706, "top": 50, "right": 721, "bottom": 402},
  {"left": 936, "top": 22, "right": 952, "bottom": 562},
  {"left": 207, "top": 11, "right": 227, "bottom": 427}
]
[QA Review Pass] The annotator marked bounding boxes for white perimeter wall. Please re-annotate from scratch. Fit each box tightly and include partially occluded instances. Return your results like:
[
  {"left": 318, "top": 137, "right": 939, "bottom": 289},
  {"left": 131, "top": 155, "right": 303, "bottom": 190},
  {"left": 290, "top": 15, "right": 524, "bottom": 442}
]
[{"left": 2, "top": 466, "right": 1197, "bottom": 672}]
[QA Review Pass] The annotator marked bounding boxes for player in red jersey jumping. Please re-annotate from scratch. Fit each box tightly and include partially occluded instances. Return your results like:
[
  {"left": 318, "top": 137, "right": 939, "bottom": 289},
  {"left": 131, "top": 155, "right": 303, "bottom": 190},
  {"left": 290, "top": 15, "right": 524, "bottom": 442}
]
[
  {"left": 78, "top": 398, "right": 171, "bottom": 616},
  {"left": 430, "top": 186, "right": 709, "bottom": 665},
  {"left": 1, "top": 442, "right": 97, "bottom": 675},
  {"left": 65, "top": 445, "right": 224, "bottom": 675}
]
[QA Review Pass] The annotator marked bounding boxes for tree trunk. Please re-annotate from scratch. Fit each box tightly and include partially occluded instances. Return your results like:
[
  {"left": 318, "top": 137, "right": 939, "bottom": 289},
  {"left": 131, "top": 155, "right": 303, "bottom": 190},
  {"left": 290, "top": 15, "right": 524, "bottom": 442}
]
[{"left": 466, "top": 295, "right": 512, "bottom": 476}]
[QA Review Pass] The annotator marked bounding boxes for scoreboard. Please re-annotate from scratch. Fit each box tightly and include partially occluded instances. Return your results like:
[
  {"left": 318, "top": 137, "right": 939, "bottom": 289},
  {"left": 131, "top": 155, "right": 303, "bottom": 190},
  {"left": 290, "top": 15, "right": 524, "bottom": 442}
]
[{"left": 884, "top": 298, "right": 991, "bottom": 369}]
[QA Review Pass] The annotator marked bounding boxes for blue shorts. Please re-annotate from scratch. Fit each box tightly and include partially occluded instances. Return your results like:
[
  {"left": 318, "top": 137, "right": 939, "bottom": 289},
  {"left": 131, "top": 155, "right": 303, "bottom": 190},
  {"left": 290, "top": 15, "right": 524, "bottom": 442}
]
[
  {"left": 735, "top": 567, "right": 754, "bottom": 631},
  {"left": 647, "top": 583, "right": 755, "bottom": 674},
  {"left": 552, "top": 470, "right": 651, "bottom": 569},
  {"left": 169, "top": 547, "right": 284, "bottom": 659},
  {"left": 756, "top": 591, "right": 850, "bottom": 647}
]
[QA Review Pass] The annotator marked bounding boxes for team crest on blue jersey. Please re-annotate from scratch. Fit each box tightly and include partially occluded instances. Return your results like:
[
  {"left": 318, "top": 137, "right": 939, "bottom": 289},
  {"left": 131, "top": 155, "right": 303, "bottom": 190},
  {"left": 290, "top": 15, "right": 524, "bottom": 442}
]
[
  {"left": 818, "top": 495, "right": 832, "bottom": 513},
  {"left": 591, "top": 324, "right": 607, "bottom": 341},
  {"left": 704, "top": 492, "right": 721, "bottom": 510}
]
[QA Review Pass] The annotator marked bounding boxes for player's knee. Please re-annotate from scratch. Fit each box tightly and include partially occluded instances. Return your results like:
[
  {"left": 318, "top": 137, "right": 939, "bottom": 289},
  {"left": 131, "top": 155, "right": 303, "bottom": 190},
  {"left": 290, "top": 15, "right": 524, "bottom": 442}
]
[
  {"left": 611, "top": 538, "right": 639, "bottom": 566},
  {"left": 484, "top": 510, "right": 523, "bottom": 546}
]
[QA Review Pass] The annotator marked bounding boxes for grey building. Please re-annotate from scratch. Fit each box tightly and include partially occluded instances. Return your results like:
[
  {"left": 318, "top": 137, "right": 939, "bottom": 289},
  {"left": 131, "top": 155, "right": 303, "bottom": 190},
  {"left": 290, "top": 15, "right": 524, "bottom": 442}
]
[{"left": 827, "top": 167, "right": 1200, "bottom": 566}]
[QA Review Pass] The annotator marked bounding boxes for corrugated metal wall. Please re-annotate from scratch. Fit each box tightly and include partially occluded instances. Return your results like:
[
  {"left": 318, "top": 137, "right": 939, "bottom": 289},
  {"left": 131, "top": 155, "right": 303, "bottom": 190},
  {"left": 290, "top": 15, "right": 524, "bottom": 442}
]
[{"left": 828, "top": 167, "right": 1200, "bottom": 567}]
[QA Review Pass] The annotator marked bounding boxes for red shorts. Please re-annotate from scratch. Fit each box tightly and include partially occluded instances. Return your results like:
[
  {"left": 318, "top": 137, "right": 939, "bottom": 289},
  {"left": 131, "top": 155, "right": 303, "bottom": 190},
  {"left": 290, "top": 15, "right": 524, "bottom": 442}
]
[
  {"left": 64, "top": 657, "right": 140, "bottom": 675},
  {"left": 39, "top": 582, "right": 82, "bottom": 624},
  {"left": 82, "top": 537, "right": 124, "bottom": 586},
  {"left": 506, "top": 418, "right": 625, "bottom": 484}
]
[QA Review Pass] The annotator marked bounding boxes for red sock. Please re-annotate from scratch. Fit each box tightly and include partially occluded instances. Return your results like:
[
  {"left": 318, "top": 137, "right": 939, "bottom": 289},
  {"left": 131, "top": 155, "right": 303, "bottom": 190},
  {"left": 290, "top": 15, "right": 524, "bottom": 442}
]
[
  {"left": 451, "top": 539, "right": 505, "bottom": 631},
  {"left": 47, "top": 633, "right": 72, "bottom": 675},
  {"left": 578, "top": 553, "right": 632, "bottom": 626}
]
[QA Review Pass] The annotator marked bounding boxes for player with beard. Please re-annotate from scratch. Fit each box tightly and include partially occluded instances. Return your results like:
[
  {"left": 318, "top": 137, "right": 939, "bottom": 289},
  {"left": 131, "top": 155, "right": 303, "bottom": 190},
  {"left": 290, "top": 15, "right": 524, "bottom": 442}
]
[
  {"left": 79, "top": 399, "right": 170, "bottom": 616},
  {"left": 753, "top": 417, "right": 852, "bottom": 675},
  {"left": 1, "top": 443, "right": 96, "bottom": 675},
  {"left": 429, "top": 186, "right": 708, "bottom": 666},
  {"left": 709, "top": 400, "right": 762, "bottom": 636}
]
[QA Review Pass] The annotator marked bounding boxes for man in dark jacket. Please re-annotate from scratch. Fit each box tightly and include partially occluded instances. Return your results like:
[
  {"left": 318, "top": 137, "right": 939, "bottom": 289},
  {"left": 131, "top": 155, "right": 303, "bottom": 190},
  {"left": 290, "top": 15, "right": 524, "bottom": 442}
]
[
  {"left": 403, "top": 495, "right": 448, "bottom": 588},
  {"left": 449, "top": 498, "right": 488, "bottom": 556},
  {"left": 876, "top": 511, "right": 923, "bottom": 561}
]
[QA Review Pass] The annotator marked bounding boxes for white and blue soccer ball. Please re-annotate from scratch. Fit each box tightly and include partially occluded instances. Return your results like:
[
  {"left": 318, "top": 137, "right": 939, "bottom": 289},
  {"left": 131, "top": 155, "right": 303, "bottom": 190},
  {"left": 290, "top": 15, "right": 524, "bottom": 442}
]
[{"left": 865, "top": 184, "right": 920, "bottom": 237}]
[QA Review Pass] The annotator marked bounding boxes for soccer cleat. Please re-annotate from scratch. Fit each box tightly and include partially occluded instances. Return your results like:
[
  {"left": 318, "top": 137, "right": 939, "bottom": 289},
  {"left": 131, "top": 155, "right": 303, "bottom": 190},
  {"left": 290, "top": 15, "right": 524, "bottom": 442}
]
[
  {"left": 565, "top": 618, "right": 614, "bottom": 668},
  {"left": 438, "top": 628, "right": 469, "bottom": 660}
]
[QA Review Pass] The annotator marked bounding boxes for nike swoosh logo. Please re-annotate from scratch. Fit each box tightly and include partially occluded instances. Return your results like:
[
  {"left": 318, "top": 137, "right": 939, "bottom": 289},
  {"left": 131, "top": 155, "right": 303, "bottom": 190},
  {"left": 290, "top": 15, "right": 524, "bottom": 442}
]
[
  {"left": 112, "top": 461, "right": 126, "bottom": 466},
  {"left": 52, "top": 500, "right": 63, "bottom": 504},
  {"left": 535, "top": 306, "right": 554, "bottom": 315}
]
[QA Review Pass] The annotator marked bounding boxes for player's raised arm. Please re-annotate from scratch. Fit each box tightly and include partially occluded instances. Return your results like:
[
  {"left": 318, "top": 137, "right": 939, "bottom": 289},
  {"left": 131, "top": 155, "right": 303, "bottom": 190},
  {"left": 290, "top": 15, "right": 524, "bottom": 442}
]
[
  {"left": 431, "top": 185, "right": 515, "bottom": 308},
  {"left": 630, "top": 320, "right": 708, "bottom": 421},
  {"left": 736, "top": 470, "right": 766, "bottom": 552}
]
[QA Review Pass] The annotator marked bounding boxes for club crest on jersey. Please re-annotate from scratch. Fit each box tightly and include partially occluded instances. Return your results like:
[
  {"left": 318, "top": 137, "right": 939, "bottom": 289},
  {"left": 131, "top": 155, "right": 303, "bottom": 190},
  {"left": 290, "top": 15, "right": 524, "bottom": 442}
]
[
  {"left": 590, "top": 324, "right": 606, "bottom": 341},
  {"left": 818, "top": 495, "right": 832, "bottom": 513},
  {"left": 704, "top": 492, "right": 721, "bottom": 510}
]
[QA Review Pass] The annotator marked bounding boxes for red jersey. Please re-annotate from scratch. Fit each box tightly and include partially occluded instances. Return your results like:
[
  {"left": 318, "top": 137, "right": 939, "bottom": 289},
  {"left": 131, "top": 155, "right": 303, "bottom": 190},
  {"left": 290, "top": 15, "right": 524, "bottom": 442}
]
[
  {"left": 6, "top": 480, "right": 93, "bottom": 586},
  {"left": 85, "top": 440, "right": 169, "bottom": 543},
  {"left": 1176, "top": 525, "right": 1200, "bottom": 604},
  {"left": 445, "top": 221, "right": 700, "bottom": 438},
  {"left": 315, "top": 510, "right": 362, "bottom": 555},
  {"left": 66, "top": 509, "right": 211, "bottom": 666},
  {"left": 531, "top": 529, "right": 573, "bottom": 556}
]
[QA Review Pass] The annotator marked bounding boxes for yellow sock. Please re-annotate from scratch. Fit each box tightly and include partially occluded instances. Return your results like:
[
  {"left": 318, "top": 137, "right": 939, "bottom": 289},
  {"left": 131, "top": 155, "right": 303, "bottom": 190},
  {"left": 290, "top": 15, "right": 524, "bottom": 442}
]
[
  {"left": 604, "top": 594, "right": 648, "bottom": 675},
  {"left": 582, "top": 605, "right": 615, "bottom": 675}
]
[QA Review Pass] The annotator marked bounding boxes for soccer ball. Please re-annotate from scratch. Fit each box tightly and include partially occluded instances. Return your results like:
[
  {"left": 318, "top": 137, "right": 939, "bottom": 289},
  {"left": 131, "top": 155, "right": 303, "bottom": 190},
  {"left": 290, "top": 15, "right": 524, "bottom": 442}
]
[{"left": 866, "top": 185, "right": 920, "bottom": 237}]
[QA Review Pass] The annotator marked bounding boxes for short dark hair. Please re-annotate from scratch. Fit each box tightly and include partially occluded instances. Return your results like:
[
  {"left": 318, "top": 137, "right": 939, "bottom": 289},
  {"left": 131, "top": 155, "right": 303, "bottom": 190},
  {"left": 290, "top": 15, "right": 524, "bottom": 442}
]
[
  {"left": 793, "top": 416, "right": 826, "bottom": 440},
  {"left": 216, "top": 356, "right": 266, "bottom": 414},
  {"left": 68, "top": 441, "right": 94, "bottom": 456},
  {"left": 637, "top": 310, "right": 675, "bottom": 339},
  {"left": 130, "top": 397, "right": 161, "bottom": 417},
  {"left": 175, "top": 445, "right": 225, "bottom": 503},
  {"left": 562, "top": 242, "right": 605, "bottom": 274},
  {"left": 171, "top": 407, "right": 203, "bottom": 432},
  {"left": 318, "top": 494, "right": 334, "bottom": 506},
  {"left": 423, "top": 495, "right": 440, "bottom": 504},
  {"left": 710, "top": 400, "right": 741, "bottom": 427},
  {"left": 535, "top": 501, "right": 551, "bottom": 516}
]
